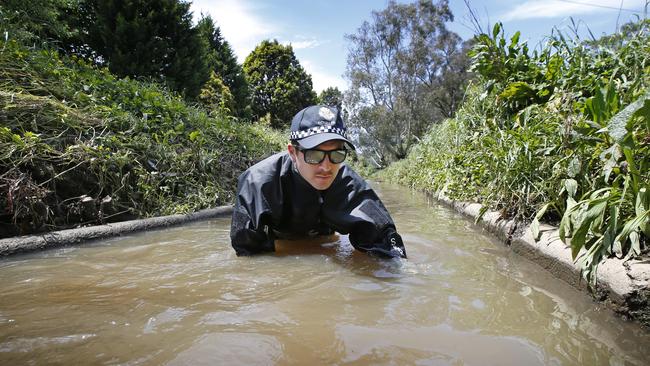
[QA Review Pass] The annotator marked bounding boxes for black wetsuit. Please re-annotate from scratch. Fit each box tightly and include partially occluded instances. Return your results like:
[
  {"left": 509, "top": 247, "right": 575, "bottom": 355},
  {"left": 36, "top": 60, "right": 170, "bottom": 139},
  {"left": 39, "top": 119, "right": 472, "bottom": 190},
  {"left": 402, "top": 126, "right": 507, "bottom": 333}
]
[{"left": 230, "top": 152, "right": 406, "bottom": 258}]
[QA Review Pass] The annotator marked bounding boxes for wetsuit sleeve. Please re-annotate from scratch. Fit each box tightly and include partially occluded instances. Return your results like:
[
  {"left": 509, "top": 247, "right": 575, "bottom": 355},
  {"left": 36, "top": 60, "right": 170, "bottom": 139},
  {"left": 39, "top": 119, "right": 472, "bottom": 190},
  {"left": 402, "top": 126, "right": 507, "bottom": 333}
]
[
  {"left": 229, "top": 171, "right": 276, "bottom": 256},
  {"left": 346, "top": 194, "right": 407, "bottom": 259},
  {"left": 324, "top": 169, "right": 407, "bottom": 259}
]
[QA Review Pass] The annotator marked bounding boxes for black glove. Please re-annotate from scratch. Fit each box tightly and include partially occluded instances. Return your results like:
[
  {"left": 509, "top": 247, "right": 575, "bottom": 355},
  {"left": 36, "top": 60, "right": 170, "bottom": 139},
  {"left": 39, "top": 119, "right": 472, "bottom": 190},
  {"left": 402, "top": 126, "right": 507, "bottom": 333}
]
[
  {"left": 365, "top": 228, "right": 407, "bottom": 259},
  {"left": 386, "top": 230, "right": 407, "bottom": 258}
]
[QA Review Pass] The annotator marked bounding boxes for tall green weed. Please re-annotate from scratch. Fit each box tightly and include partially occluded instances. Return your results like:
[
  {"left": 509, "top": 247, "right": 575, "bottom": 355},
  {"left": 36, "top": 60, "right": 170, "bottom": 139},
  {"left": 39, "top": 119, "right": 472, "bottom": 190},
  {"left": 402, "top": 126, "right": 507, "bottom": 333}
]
[{"left": 380, "top": 20, "right": 649, "bottom": 285}]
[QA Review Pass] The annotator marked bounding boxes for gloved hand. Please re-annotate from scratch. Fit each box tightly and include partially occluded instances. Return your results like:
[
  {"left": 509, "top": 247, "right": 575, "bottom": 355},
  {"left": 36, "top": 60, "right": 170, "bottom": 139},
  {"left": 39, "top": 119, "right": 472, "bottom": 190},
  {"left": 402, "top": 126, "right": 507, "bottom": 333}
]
[
  {"left": 365, "top": 228, "right": 407, "bottom": 259},
  {"left": 386, "top": 229, "right": 407, "bottom": 258}
]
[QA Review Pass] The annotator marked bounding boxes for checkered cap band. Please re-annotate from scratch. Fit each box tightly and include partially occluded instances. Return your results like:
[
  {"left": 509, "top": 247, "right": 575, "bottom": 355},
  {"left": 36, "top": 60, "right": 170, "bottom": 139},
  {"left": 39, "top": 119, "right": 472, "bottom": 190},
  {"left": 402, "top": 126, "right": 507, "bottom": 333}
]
[{"left": 290, "top": 125, "right": 347, "bottom": 140}]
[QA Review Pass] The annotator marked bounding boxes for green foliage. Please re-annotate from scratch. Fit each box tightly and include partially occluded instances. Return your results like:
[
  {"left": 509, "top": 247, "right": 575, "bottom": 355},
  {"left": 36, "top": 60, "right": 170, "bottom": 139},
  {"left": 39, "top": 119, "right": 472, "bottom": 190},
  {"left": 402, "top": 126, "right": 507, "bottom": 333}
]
[
  {"left": 318, "top": 87, "right": 343, "bottom": 109},
  {"left": 470, "top": 25, "right": 539, "bottom": 87},
  {"left": 469, "top": 24, "right": 550, "bottom": 116},
  {"left": 559, "top": 90, "right": 650, "bottom": 286},
  {"left": 0, "top": 40, "right": 284, "bottom": 238},
  {"left": 0, "top": 0, "right": 81, "bottom": 47},
  {"left": 379, "top": 20, "right": 650, "bottom": 286},
  {"left": 196, "top": 15, "right": 250, "bottom": 118},
  {"left": 243, "top": 39, "right": 317, "bottom": 128},
  {"left": 198, "top": 71, "right": 235, "bottom": 117},
  {"left": 81, "top": 0, "right": 209, "bottom": 99}
]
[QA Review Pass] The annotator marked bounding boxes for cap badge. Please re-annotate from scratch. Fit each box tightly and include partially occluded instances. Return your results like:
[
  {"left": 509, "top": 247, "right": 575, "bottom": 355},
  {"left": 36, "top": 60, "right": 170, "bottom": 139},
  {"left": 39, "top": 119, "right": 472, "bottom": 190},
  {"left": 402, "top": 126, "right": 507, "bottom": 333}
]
[{"left": 318, "top": 107, "right": 335, "bottom": 125}]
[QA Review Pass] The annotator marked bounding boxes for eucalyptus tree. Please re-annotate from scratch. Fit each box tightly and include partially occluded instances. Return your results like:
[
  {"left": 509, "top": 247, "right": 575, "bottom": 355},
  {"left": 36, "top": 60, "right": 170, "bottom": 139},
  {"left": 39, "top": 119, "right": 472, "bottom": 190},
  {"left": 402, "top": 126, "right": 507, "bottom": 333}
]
[
  {"left": 344, "top": 0, "right": 470, "bottom": 165},
  {"left": 243, "top": 39, "right": 317, "bottom": 128}
]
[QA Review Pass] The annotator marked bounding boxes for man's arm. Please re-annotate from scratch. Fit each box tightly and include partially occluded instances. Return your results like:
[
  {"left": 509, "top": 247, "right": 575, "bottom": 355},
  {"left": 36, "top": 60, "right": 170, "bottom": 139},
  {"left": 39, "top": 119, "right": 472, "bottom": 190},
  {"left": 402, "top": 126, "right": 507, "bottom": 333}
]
[
  {"left": 229, "top": 167, "right": 278, "bottom": 256},
  {"left": 323, "top": 168, "right": 407, "bottom": 259},
  {"left": 230, "top": 195, "right": 275, "bottom": 256},
  {"left": 346, "top": 198, "right": 407, "bottom": 259}
]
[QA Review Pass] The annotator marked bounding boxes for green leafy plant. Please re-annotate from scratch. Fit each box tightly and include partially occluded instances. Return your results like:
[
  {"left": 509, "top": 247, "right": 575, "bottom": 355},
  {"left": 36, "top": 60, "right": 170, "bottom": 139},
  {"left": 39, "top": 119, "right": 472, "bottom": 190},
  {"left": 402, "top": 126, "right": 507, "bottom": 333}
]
[
  {"left": 379, "top": 20, "right": 649, "bottom": 286},
  {"left": 560, "top": 90, "right": 649, "bottom": 285},
  {"left": 0, "top": 40, "right": 285, "bottom": 238}
]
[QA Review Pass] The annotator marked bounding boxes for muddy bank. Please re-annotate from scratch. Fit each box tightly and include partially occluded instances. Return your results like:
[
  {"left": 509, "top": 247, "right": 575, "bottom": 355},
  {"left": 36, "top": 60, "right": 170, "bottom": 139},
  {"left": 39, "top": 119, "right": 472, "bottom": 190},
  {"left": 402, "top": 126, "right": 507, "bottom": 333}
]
[
  {"left": 0, "top": 206, "right": 232, "bottom": 256},
  {"left": 433, "top": 190, "right": 650, "bottom": 329}
]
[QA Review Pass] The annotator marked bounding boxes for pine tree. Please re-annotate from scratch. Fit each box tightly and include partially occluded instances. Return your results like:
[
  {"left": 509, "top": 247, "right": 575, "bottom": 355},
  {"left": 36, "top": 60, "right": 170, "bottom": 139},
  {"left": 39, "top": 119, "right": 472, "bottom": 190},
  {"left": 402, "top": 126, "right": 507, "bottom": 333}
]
[
  {"left": 0, "top": 0, "right": 79, "bottom": 46},
  {"left": 84, "top": 0, "right": 209, "bottom": 99}
]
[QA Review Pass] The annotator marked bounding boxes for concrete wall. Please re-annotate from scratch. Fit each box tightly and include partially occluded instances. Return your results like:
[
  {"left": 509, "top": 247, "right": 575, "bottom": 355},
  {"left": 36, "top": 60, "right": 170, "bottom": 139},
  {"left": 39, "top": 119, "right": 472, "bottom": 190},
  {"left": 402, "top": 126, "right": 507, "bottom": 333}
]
[
  {"left": 0, "top": 207, "right": 233, "bottom": 256},
  {"left": 435, "top": 190, "right": 650, "bottom": 329}
]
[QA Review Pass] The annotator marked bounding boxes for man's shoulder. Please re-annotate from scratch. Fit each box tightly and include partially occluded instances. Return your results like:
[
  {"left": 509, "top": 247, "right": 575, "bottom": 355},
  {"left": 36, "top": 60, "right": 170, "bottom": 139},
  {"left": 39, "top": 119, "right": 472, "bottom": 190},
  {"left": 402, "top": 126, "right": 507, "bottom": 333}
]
[
  {"left": 339, "top": 163, "right": 366, "bottom": 182},
  {"left": 239, "top": 151, "right": 291, "bottom": 184},
  {"left": 332, "top": 164, "right": 371, "bottom": 191},
  {"left": 339, "top": 163, "right": 362, "bottom": 179},
  {"left": 249, "top": 151, "right": 289, "bottom": 170}
]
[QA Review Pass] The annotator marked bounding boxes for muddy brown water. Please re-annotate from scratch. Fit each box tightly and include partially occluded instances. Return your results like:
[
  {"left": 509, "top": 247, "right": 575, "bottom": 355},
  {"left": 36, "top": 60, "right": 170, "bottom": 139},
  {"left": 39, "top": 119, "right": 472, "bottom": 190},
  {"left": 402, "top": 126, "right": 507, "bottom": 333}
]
[{"left": 1, "top": 184, "right": 649, "bottom": 365}]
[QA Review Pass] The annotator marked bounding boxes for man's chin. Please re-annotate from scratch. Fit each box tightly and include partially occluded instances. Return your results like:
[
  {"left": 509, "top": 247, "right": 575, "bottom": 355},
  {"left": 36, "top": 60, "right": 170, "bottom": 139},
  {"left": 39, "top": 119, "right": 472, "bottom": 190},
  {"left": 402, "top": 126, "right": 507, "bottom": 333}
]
[{"left": 310, "top": 177, "right": 334, "bottom": 190}]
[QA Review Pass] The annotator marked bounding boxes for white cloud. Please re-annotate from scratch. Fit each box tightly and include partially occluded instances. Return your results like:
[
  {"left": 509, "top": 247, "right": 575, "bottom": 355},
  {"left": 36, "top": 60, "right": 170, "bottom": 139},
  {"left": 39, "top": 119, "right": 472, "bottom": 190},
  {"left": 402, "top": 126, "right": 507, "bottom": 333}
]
[
  {"left": 283, "top": 35, "right": 329, "bottom": 50},
  {"left": 301, "top": 59, "right": 348, "bottom": 94},
  {"left": 285, "top": 39, "right": 322, "bottom": 50},
  {"left": 190, "top": 0, "right": 278, "bottom": 62},
  {"left": 500, "top": 0, "right": 646, "bottom": 21},
  {"left": 189, "top": 0, "right": 346, "bottom": 93}
]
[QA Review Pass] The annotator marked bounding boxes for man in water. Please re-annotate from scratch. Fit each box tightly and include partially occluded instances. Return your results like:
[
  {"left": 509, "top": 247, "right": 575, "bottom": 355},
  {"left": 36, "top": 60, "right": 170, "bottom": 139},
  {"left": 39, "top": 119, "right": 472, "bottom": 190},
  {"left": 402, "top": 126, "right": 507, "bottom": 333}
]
[{"left": 230, "top": 105, "right": 406, "bottom": 258}]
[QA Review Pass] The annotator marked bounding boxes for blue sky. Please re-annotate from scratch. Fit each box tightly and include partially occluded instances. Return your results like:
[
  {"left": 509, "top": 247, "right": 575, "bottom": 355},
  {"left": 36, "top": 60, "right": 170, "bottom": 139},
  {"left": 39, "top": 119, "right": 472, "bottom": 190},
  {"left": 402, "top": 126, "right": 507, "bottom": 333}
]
[{"left": 189, "top": 0, "right": 649, "bottom": 93}]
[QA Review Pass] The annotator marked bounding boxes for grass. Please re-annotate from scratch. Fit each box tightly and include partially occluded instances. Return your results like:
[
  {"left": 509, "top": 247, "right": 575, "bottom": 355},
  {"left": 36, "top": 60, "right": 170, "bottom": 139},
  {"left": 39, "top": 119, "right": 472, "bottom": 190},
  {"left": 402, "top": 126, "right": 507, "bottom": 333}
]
[
  {"left": 378, "top": 20, "right": 650, "bottom": 285},
  {"left": 0, "top": 40, "right": 285, "bottom": 238}
]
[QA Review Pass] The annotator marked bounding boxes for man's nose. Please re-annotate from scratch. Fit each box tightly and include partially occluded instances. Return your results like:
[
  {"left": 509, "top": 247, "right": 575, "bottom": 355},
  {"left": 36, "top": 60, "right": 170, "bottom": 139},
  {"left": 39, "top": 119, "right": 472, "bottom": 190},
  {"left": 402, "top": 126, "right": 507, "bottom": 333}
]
[{"left": 318, "top": 156, "right": 333, "bottom": 169}]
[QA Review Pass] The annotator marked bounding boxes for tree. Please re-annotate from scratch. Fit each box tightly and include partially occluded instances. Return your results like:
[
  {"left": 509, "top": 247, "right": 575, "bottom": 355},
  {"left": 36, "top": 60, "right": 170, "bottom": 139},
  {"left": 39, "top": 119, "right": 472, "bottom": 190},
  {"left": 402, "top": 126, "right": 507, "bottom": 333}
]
[
  {"left": 196, "top": 15, "right": 250, "bottom": 118},
  {"left": 423, "top": 34, "right": 474, "bottom": 121},
  {"left": 84, "top": 0, "right": 209, "bottom": 99},
  {"left": 318, "top": 87, "right": 344, "bottom": 109},
  {"left": 243, "top": 39, "right": 317, "bottom": 128},
  {"left": 344, "top": 0, "right": 471, "bottom": 165},
  {"left": 198, "top": 71, "right": 235, "bottom": 116},
  {"left": 0, "top": 0, "right": 80, "bottom": 46}
]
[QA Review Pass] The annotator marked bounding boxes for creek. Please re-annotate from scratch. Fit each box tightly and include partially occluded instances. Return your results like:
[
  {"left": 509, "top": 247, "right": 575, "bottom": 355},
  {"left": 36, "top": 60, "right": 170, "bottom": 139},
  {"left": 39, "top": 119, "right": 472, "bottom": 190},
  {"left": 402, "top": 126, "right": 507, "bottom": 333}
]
[{"left": 1, "top": 183, "right": 649, "bottom": 365}]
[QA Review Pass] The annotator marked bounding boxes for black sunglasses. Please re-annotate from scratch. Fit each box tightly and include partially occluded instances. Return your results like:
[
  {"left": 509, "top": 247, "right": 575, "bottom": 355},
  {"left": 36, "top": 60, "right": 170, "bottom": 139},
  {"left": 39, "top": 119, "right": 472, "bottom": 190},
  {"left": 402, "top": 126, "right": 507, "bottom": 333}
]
[{"left": 294, "top": 146, "right": 347, "bottom": 164}]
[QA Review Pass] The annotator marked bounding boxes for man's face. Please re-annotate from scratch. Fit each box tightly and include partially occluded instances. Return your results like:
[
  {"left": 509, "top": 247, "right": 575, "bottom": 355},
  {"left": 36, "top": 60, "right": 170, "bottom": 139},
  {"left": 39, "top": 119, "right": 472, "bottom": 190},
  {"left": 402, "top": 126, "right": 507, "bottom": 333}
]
[{"left": 288, "top": 140, "right": 345, "bottom": 191}]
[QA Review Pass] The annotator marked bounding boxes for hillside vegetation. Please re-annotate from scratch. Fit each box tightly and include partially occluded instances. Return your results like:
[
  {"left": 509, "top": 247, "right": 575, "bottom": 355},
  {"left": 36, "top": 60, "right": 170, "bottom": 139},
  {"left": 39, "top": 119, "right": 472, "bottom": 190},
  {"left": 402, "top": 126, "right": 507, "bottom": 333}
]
[
  {"left": 0, "top": 40, "right": 285, "bottom": 238},
  {"left": 379, "top": 21, "right": 650, "bottom": 283}
]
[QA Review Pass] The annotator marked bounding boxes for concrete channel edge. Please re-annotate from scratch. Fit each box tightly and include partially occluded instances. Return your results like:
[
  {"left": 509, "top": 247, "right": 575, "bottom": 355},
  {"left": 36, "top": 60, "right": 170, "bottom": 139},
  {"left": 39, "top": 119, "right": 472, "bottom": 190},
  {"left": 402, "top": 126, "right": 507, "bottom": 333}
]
[
  {"left": 434, "top": 190, "right": 650, "bottom": 329},
  {"left": 0, "top": 206, "right": 233, "bottom": 257}
]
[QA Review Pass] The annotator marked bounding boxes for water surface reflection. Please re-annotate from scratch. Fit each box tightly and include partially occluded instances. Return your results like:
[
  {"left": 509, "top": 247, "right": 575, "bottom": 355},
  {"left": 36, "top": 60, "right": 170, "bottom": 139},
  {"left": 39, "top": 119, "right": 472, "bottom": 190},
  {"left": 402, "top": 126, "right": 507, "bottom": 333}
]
[{"left": 0, "top": 184, "right": 648, "bottom": 365}]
